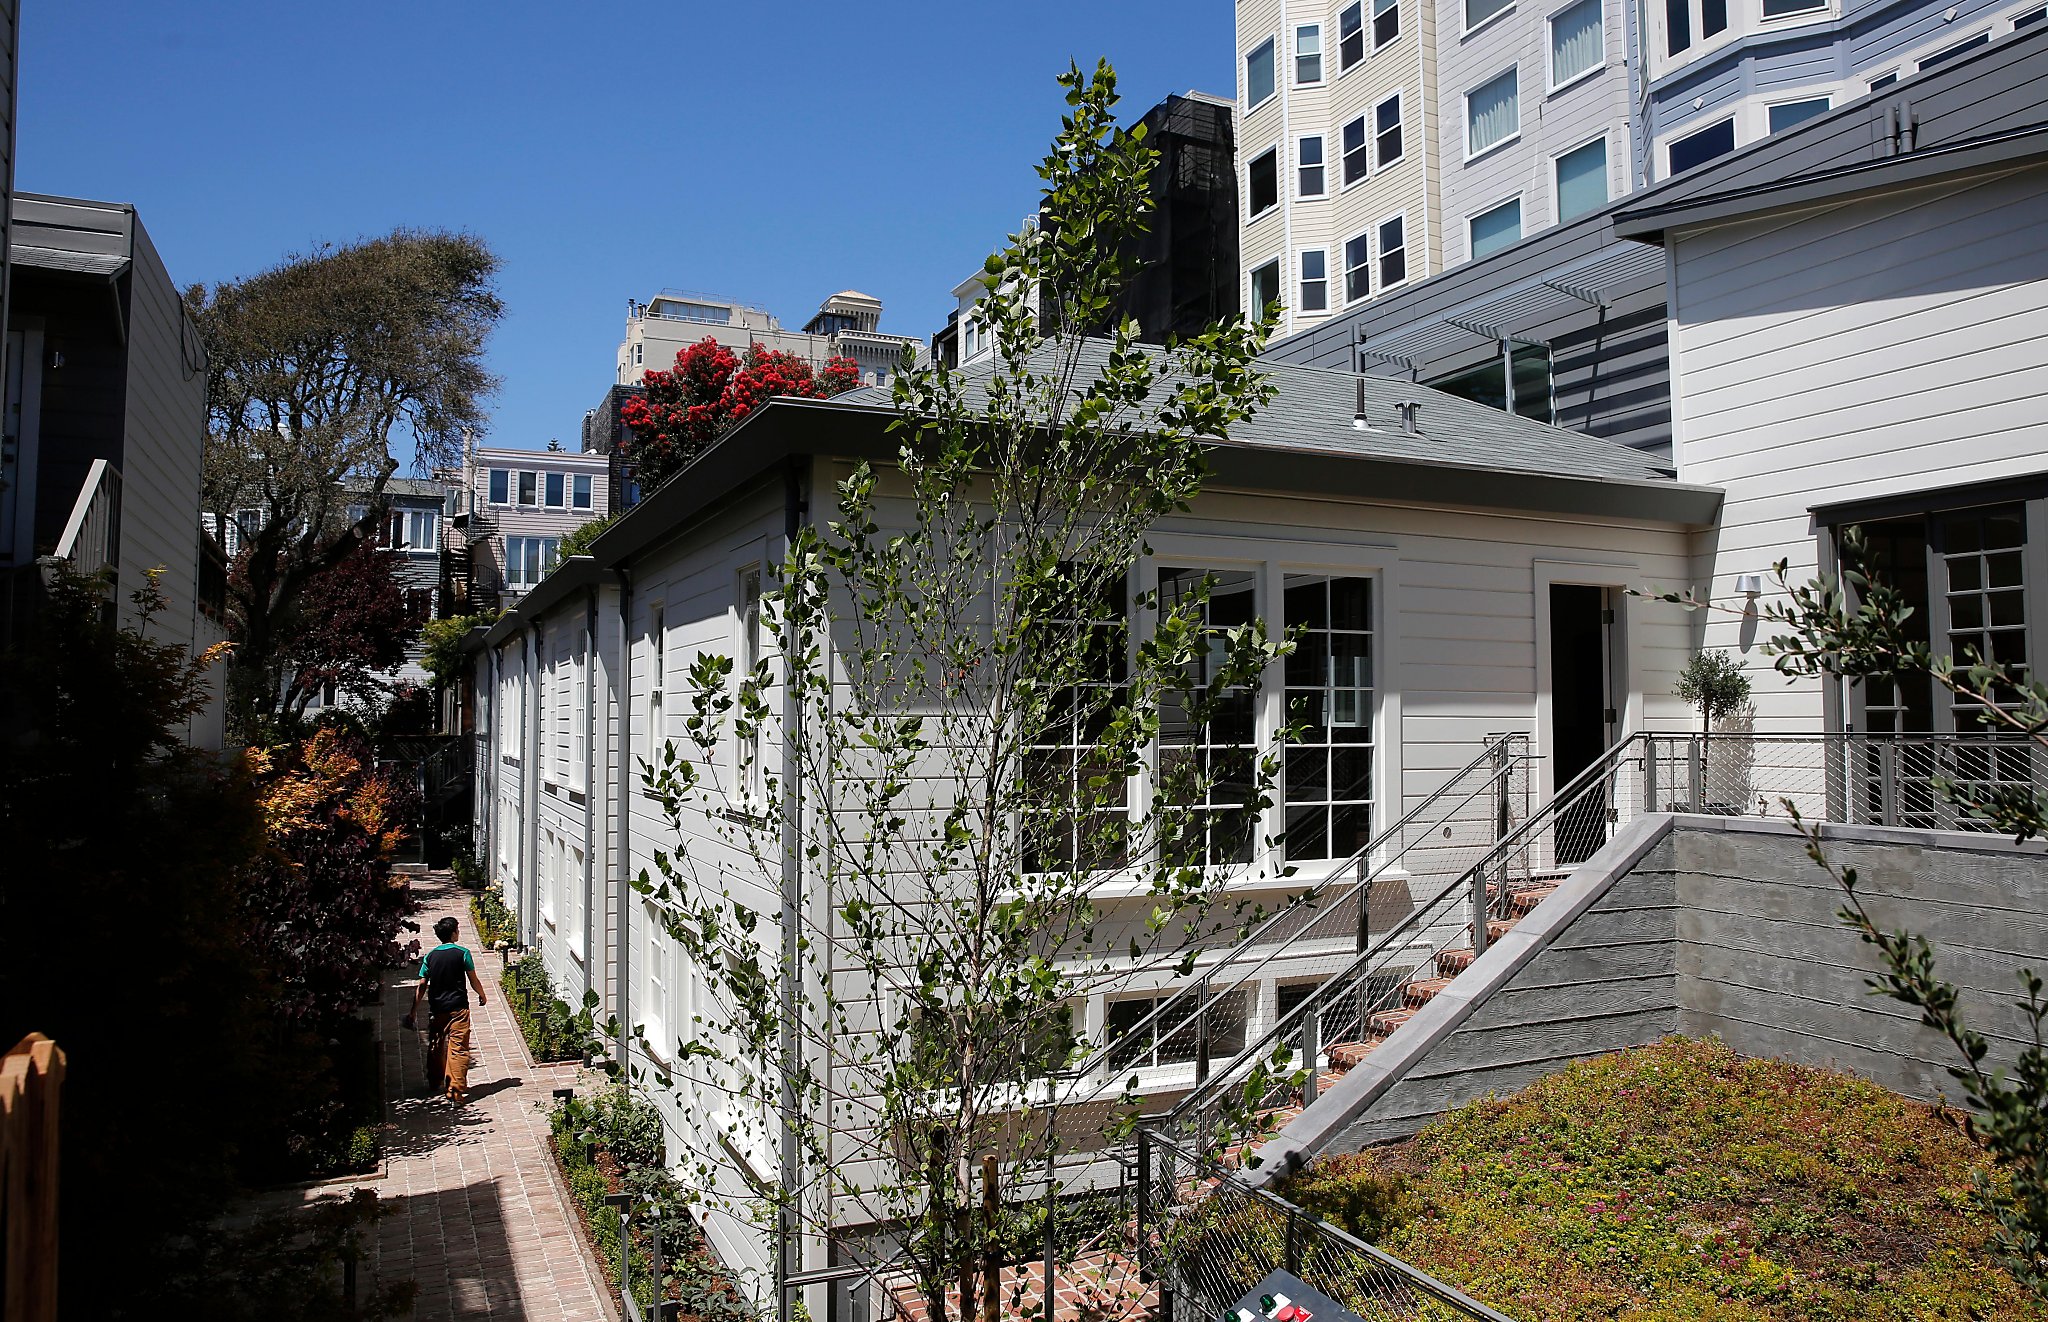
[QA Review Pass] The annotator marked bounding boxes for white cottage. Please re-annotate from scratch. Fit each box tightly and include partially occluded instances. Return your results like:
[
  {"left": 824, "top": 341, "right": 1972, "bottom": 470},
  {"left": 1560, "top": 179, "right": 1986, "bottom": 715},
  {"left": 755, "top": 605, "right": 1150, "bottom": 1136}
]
[{"left": 468, "top": 352, "right": 1719, "bottom": 1292}]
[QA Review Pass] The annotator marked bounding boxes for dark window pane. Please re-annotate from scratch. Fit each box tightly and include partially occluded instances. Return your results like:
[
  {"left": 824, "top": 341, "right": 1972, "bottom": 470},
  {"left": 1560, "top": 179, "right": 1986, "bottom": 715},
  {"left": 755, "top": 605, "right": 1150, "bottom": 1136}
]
[
  {"left": 1668, "top": 118, "right": 1735, "bottom": 174},
  {"left": 1249, "top": 149, "right": 1279, "bottom": 216},
  {"left": 1702, "top": 0, "right": 1728, "bottom": 36}
]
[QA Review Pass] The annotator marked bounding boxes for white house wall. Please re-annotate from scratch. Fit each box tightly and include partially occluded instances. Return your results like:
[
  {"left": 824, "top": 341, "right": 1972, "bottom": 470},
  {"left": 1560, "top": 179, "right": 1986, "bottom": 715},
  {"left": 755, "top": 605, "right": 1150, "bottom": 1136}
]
[{"left": 1669, "top": 162, "right": 2048, "bottom": 730}]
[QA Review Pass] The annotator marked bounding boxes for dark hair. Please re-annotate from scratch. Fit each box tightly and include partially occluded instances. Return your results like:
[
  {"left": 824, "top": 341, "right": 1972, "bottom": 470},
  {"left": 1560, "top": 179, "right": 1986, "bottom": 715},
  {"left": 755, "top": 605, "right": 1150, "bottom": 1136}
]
[{"left": 434, "top": 916, "right": 459, "bottom": 942}]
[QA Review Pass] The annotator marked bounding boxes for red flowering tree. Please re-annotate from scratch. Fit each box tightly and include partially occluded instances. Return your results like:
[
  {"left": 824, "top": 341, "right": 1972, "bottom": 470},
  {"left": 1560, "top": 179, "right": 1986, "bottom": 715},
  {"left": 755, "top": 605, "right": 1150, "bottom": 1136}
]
[{"left": 619, "top": 337, "right": 863, "bottom": 490}]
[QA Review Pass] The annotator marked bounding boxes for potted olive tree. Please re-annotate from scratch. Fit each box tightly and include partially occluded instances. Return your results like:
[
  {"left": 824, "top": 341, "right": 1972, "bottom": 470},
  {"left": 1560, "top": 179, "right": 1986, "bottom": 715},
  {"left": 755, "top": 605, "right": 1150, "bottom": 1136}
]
[{"left": 1676, "top": 650, "right": 1754, "bottom": 813}]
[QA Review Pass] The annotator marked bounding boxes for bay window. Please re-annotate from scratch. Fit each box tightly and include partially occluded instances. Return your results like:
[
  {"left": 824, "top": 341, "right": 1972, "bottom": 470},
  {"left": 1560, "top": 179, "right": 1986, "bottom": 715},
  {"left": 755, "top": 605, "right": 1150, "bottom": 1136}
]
[{"left": 1339, "top": 2, "right": 1366, "bottom": 68}]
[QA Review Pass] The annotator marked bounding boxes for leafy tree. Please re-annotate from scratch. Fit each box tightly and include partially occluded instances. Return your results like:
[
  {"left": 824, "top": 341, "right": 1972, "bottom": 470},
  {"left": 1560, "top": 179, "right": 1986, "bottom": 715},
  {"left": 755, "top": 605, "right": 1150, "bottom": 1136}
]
[
  {"left": 422, "top": 612, "right": 498, "bottom": 689},
  {"left": 271, "top": 534, "right": 414, "bottom": 722},
  {"left": 1674, "top": 648, "right": 1751, "bottom": 732},
  {"left": 619, "top": 338, "right": 862, "bottom": 490},
  {"left": 190, "top": 229, "right": 502, "bottom": 738},
  {"left": 635, "top": 61, "right": 1283, "bottom": 1317},
  {"left": 1649, "top": 527, "right": 2048, "bottom": 1294},
  {"left": 558, "top": 512, "right": 620, "bottom": 561}
]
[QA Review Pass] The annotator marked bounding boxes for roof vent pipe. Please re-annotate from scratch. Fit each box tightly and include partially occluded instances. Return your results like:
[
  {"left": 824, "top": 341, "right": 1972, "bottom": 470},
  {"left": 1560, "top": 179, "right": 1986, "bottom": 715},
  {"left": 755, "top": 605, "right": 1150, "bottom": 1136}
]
[
  {"left": 1397, "top": 401, "right": 1420, "bottom": 434},
  {"left": 1353, "top": 377, "right": 1369, "bottom": 430}
]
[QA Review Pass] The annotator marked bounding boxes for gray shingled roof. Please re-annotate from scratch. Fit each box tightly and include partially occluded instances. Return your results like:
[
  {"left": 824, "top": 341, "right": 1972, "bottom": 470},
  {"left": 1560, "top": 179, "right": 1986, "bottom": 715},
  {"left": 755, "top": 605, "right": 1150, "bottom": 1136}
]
[{"left": 835, "top": 339, "right": 1674, "bottom": 483}]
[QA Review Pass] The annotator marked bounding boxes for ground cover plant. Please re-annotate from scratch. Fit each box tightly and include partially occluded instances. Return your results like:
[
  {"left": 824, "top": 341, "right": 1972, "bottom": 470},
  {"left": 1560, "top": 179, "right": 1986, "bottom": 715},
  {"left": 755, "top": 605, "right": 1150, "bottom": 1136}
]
[
  {"left": 471, "top": 887, "right": 517, "bottom": 944},
  {"left": 550, "top": 1084, "right": 755, "bottom": 1321},
  {"left": 1279, "top": 1038, "right": 2046, "bottom": 1321},
  {"left": 502, "top": 953, "right": 599, "bottom": 1061}
]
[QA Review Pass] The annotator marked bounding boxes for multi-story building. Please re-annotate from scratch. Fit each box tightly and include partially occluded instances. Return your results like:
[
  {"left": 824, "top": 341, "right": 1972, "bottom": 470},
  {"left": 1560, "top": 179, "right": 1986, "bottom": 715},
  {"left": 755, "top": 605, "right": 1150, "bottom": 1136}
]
[
  {"left": 615, "top": 289, "right": 921, "bottom": 392},
  {"left": 1235, "top": 0, "right": 1439, "bottom": 341},
  {"left": 445, "top": 445, "right": 610, "bottom": 609}
]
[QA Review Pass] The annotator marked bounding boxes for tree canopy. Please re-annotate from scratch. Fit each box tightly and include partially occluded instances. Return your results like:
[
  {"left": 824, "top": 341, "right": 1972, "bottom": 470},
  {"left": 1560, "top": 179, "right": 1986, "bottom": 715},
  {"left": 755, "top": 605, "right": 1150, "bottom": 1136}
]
[{"left": 619, "top": 338, "right": 861, "bottom": 490}]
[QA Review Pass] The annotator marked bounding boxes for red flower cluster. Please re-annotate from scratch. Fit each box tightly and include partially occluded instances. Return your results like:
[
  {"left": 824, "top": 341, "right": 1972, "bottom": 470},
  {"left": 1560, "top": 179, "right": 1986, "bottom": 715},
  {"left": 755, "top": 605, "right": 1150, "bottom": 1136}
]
[{"left": 618, "top": 338, "right": 864, "bottom": 490}]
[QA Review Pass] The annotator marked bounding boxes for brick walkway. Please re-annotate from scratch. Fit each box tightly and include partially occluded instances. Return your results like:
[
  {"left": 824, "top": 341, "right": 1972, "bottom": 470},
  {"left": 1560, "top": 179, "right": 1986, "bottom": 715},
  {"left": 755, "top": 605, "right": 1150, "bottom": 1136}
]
[{"left": 301, "top": 874, "right": 615, "bottom": 1320}]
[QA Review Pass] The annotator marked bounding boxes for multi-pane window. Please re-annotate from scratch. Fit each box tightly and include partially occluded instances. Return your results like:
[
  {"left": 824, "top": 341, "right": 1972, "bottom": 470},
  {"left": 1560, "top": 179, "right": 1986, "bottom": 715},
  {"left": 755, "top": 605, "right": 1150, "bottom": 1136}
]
[
  {"left": 1468, "top": 0, "right": 1513, "bottom": 28},
  {"left": 1940, "top": 507, "right": 2028, "bottom": 723},
  {"left": 1106, "top": 990, "right": 1247, "bottom": 1068},
  {"left": 1555, "top": 137, "right": 1609, "bottom": 221},
  {"left": 1767, "top": 96, "right": 1830, "bottom": 133},
  {"left": 1284, "top": 576, "right": 1374, "bottom": 862},
  {"left": 1298, "top": 136, "right": 1326, "bottom": 197},
  {"left": 518, "top": 470, "right": 539, "bottom": 505},
  {"left": 1466, "top": 68, "right": 1520, "bottom": 157},
  {"left": 1299, "top": 250, "right": 1329, "bottom": 313},
  {"left": 1023, "top": 574, "right": 1130, "bottom": 874},
  {"left": 573, "top": 474, "right": 594, "bottom": 509},
  {"left": 1248, "top": 147, "right": 1279, "bottom": 217},
  {"left": 1246, "top": 37, "right": 1277, "bottom": 107},
  {"left": 545, "top": 472, "right": 566, "bottom": 508},
  {"left": 1550, "top": 0, "right": 1604, "bottom": 87},
  {"left": 1665, "top": 0, "right": 1728, "bottom": 56},
  {"left": 1470, "top": 197, "right": 1523, "bottom": 259},
  {"left": 1249, "top": 259, "right": 1283, "bottom": 315},
  {"left": 1378, "top": 216, "right": 1408, "bottom": 286},
  {"left": 1375, "top": 94, "right": 1405, "bottom": 168},
  {"left": 1667, "top": 117, "right": 1735, "bottom": 175},
  {"left": 489, "top": 469, "right": 510, "bottom": 505},
  {"left": 506, "top": 535, "right": 562, "bottom": 587},
  {"left": 642, "top": 905, "right": 671, "bottom": 1055},
  {"left": 1158, "top": 567, "right": 1260, "bottom": 868},
  {"left": 1375, "top": 0, "right": 1402, "bottom": 46},
  {"left": 1341, "top": 117, "right": 1369, "bottom": 185},
  {"left": 1339, "top": 2, "right": 1366, "bottom": 67},
  {"left": 1296, "top": 24, "right": 1323, "bottom": 83},
  {"left": 1344, "top": 233, "right": 1373, "bottom": 303},
  {"left": 387, "top": 508, "right": 437, "bottom": 550},
  {"left": 648, "top": 608, "right": 666, "bottom": 737}
]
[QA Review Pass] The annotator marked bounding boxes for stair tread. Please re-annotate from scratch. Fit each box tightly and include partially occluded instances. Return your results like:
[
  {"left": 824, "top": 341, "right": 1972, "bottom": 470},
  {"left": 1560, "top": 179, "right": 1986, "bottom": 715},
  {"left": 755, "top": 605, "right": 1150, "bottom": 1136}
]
[{"left": 1403, "top": 976, "right": 1456, "bottom": 1004}]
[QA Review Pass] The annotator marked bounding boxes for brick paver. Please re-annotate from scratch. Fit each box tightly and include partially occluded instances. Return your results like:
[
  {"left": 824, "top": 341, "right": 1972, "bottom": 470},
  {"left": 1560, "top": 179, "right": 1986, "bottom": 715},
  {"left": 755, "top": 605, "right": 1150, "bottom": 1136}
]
[{"left": 301, "top": 874, "right": 615, "bottom": 1320}]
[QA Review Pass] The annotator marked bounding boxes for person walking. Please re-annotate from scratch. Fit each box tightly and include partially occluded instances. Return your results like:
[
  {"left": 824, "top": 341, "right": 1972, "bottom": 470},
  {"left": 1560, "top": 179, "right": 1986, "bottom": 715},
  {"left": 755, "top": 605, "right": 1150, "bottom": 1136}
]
[{"left": 409, "top": 915, "right": 488, "bottom": 1103}]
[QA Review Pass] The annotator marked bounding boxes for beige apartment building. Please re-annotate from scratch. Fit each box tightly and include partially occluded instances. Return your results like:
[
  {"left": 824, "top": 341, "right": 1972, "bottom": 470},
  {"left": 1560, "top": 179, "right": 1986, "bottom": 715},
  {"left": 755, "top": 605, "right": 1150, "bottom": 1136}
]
[
  {"left": 1236, "top": 0, "right": 1440, "bottom": 342},
  {"left": 615, "top": 289, "right": 921, "bottom": 390}
]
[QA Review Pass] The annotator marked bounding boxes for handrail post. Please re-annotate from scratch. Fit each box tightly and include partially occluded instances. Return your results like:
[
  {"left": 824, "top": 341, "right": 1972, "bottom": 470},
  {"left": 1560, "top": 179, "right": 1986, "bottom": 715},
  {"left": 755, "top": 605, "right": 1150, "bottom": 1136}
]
[
  {"left": 1300, "top": 1001, "right": 1320, "bottom": 1107},
  {"left": 1880, "top": 739, "right": 1899, "bottom": 827},
  {"left": 1194, "top": 978, "right": 1211, "bottom": 1087},
  {"left": 1687, "top": 736, "right": 1704, "bottom": 813},
  {"left": 1644, "top": 737, "right": 1660, "bottom": 815},
  {"left": 1134, "top": 1129, "right": 1152, "bottom": 1279},
  {"left": 1352, "top": 854, "right": 1371, "bottom": 953},
  {"left": 1471, "top": 861, "right": 1490, "bottom": 958},
  {"left": 1284, "top": 1204, "right": 1303, "bottom": 1275}
]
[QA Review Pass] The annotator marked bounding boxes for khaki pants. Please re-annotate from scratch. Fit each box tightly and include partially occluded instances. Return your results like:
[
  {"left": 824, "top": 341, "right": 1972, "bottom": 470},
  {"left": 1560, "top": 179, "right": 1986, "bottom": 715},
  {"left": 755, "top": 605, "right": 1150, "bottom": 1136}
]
[{"left": 430, "top": 1007, "right": 473, "bottom": 1100}]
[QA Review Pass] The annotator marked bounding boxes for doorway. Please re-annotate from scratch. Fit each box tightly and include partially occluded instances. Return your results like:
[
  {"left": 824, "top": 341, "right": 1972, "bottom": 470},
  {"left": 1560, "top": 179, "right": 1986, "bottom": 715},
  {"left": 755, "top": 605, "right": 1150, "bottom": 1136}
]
[{"left": 1549, "top": 584, "right": 1617, "bottom": 865}]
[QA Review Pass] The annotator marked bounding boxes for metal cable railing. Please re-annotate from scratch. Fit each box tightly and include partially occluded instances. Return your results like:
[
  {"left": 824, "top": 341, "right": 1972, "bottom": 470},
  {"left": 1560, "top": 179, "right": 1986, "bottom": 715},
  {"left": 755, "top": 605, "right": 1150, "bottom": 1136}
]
[{"left": 1137, "top": 1129, "right": 1511, "bottom": 1322}]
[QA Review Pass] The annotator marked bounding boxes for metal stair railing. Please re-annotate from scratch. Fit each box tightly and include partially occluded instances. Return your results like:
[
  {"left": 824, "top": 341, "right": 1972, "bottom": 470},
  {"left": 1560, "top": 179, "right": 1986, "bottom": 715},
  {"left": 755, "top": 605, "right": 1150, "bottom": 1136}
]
[
  {"left": 1162, "top": 733, "right": 1650, "bottom": 1154},
  {"left": 1057, "top": 733, "right": 1533, "bottom": 1110}
]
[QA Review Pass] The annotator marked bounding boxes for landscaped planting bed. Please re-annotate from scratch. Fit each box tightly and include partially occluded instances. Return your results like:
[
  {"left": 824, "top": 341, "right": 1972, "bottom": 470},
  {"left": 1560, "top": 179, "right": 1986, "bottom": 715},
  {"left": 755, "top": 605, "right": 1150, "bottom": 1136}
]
[{"left": 1279, "top": 1037, "right": 2045, "bottom": 1320}]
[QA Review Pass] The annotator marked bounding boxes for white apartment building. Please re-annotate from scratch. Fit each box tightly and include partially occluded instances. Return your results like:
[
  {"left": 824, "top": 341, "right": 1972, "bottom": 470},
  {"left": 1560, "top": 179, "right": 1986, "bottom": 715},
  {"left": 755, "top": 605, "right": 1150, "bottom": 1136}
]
[
  {"left": 446, "top": 445, "right": 610, "bottom": 607},
  {"left": 616, "top": 289, "right": 922, "bottom": 391}
]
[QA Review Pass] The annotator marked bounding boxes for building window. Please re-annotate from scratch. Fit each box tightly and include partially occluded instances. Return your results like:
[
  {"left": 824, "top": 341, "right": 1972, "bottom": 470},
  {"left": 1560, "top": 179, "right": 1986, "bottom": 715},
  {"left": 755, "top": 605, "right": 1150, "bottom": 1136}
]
[
  {"left": 1248, "top": 147, "right": 1279, "bottom": 217},
  {"left": 1295, "top": 24, "right": 1323, "bottom": 83},
  {"left": 1107, "top": 991, "right": 1246, "bottom": 1067},
  {"left": 1554, "top": 136, "right": 1609, "bottom": 221},
  {"left": 518, "top": 471, "right": 538, "bottom": 505},
  {"left": 489, "top": 469, "right": 510, "bottom": 505},
  {"left": 545, "top": 472, "right": 566, "bottom": 508},
  {"left": 1375, "top": 0, "right": 1402, "bottom": 46},
  {"left": 1427, "top": 344, "right": 1553, "bottom": 421},
  {"left": 2016, "top": 6, "right": 2047, "bottom": 28},
  {"left": 1467, "top": 0, "right": 1513, "bottom": 29},
  {"left": 736, "top": 565, "right": 764, "bottom": 801},
  {"left": 633, "top": 342, "right": 644, "bottom": 367},
  {"left": 1298, "top": 135, "right": 1327, "bottom": 197},
  {"left": 1767, "top": 96, "right": 1831, "bottom": 133},
  {"left": 1920, "top": 31, "right": 1989, "bottom": 69},
  {"left": 648, "top": 607, "right": 666, "bottom": 737},
  {"left": 1341, "top": 116, "right": 1369, "bottom": 185},
  {"left": 1299, "top": 250, "right": 1329, "bottom": 313},
  {"left": 1466, "top": 68, "right": 1520, "bottom": 157},
  {"left": 1667, "top": 117, "right": 1735, "bottom": 175},
  {"left": 1344, "top": 232, "right": 1373, "bottom": 303},
  {"left": 1378, "top": 215, "right": 1408, "bottom": 286},
  {"left": 506, "top": 535, "right": 562, "bottom": 588},
  {"left": 1869, "top": 69, "right": 1900, "bottom": 90},
  {"left": 1249, "top": 259, "right": 1283, "bottom": 315},
  {"left": 1284, "top": 575, "right": 1374, "bottom": 862},
  {"left": 573, "top": 473, "right": 594, "bottom": 509},
  {"left": 1665, "top": 0, "right": 1728, "bottom": 56},
  {"left": 1375, "top": 93, "right": 1404, "bottom": 168},
  {"left": 1158, "top": 567, "right": 1260, "bottom": 868},
  {"left": 1246, "top": 36, "right": 1276, "bottom": 108},
  {"left": 642, "top": 905, "right": 670, "bottom": 1056},
  {"left": 1339, "top": 2, "right": 1366, "bottom": 68},
  {"left": 1469, "top": 197, "right": 1523, "bottom": 259},
  {"left": 1550, "top": 0, "right": 1605, "bottom": 88},
  {"left": 1762, "top": 0, "right": 1826, "bottom": 14},
  {"left": 1023, "top": 573, "right": 1130, "bottom": 874}
]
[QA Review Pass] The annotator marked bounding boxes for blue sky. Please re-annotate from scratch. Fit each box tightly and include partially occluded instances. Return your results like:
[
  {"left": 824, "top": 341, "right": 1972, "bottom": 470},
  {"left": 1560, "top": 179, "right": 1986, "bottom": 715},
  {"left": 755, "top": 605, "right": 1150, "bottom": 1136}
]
[{"left": 19, "top": 2, "right": 1234, "bottom": 456}]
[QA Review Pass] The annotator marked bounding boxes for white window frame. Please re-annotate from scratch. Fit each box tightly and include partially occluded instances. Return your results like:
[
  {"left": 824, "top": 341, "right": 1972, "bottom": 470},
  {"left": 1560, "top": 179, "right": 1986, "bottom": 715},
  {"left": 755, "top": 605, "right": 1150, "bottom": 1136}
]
[
  {"left": 1866, "top": 67, "right": 1901, "bottom": 93},
  {"left": 488, "top": 468, "right": 511, "bottom": 506},
  {"left": 1763, "top": 92, "right": 1832, "bottom": 135},
  {"left": 646, "top": 604, "right": 667, "bottom": 742},
  {"left": 1662, "top": 114, "right": 1737, "bottom": 178},
  {"left": 571, "top": 628, "right": 589, "bottom": 789},
  {"left": 1467, "top": 194, "right": 1526, "bottom": 261},
  {"left": 641, "top": 902, "right": 670, "bottom": 1059},
  {"left": 734, "top": 557, "right": 767, "bottom": 804},
  {"left": 1547, "top": 0, "right": 1608, "bottom": 92},
  {"left": 573, "top": 473, "right": 594, "bottom": 510},
  {"left": 1295, "top": 23, "right": 1324, "bottom": 84},
  {"left": 518, "top": 470, "right": 538, "bottom": 506},
  {"left": 1374, "top": 0, "right": 1402, "bottom": 47},
  {"left": 567, "top": 844, "right": 585, "bottom": 961},
  {"left": 1247, "top": 144, "right": 1281, "bottom": 219},
  {"left": 1338, "top": 2, "right": 1367, "bottom": 71},
  {"left": 1298, "top": 248, "right": 1330, "bottom": 314},
  {"left": 1244, "top": 34, "right": 1278, "bottom": 110},
  {"left": 1464, "top": 0, "right": 1516, "bottom": 37},
  {"left": 1373, "top": 91, "right": 1405, "bottom": 170},
  {"left": 1297, "top": 134, "right": 1328, "bottom": 198},
  {"left": 1377, "top": 212, "right": 1410, "bottom": 290},
  {"left": 539, "top": 829, "right": 557, "bottom": 926},
  {"left": 1342, "top": 230, "right": 1374, "bottom": 305},
  {"left": 1551, "top": 132, "right": 1611, "bottom": 225},
  {"left": 1464, "top": 66, "right": 1522, "bottom": 160},
  {"left": 545, "top": 472, "right": 566, "bottom": 508},
  {"left": 1340, "top": 115, "right": 1370, "bottom": 188},
  {"left": 1759, "top": 0, "right": 1831, "bottom": 22},
  {"left": 1248, "top": 258, "right": 1283, "bottom": 317}
]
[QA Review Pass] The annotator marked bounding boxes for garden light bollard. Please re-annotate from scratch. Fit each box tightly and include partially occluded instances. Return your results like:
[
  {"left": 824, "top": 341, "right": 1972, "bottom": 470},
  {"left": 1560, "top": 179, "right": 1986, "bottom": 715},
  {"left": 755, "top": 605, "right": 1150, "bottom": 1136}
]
[
  {"left": 606, "top": 1192, "right": 632, "bottom": 1300},
  {"left": 651, "top": 1214, "right": 664, "bottom": 1317}
]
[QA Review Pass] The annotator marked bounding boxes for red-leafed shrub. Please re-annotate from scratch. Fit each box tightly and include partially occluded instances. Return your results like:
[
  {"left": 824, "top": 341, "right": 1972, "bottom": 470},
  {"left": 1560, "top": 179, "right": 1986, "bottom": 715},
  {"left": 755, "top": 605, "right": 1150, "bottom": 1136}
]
[{"left": 620, "top": 337, "right": 862, "bottom": 490}]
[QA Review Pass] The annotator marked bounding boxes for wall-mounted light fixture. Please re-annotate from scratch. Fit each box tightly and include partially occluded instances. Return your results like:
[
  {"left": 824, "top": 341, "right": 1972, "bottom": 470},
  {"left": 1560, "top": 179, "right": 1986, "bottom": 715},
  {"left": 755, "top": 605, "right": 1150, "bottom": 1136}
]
[{"left": 1734, "top": 573, "right": 1764, "bottom": 596}]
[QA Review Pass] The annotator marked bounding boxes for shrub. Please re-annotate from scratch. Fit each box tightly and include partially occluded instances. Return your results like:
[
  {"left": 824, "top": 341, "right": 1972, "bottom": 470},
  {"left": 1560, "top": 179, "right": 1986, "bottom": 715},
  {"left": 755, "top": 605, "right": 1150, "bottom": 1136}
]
[
  {"left": 1281, "top": 1153, "right": 1412, "bottom": 1242},
  {"left": 502, "top": 954, "right": 598, "bottom": 1061},
  {"left": 471, "top": 887, "right": 516, "bottom": 944}
]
